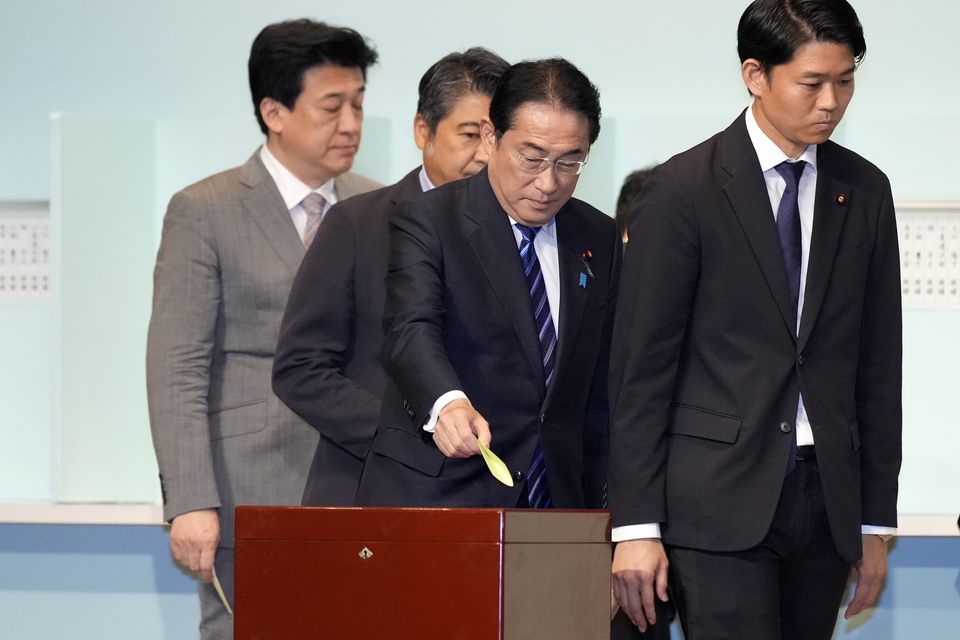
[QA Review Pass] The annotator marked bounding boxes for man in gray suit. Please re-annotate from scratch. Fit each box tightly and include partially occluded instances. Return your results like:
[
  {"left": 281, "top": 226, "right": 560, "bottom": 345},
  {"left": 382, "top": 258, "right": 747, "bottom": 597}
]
[{"left": 146, "top": 19, "right": 379, "bottom": 639}]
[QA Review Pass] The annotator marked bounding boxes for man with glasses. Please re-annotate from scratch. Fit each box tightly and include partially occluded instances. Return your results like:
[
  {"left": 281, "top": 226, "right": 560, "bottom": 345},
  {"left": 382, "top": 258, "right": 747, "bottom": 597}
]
[{"left": 355, "top": 58, "right": 620, "bottom": 512}]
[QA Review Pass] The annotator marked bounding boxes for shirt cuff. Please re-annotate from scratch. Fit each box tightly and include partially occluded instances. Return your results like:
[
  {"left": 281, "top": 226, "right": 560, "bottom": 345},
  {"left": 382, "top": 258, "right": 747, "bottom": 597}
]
[
  {"left": 861, "top": 524, "right": 897, "bottom": 536},
  {"left": 422, "top": 390, "right": 468, "bottom": 433},
  {"left": 611, "top": 523, "right": 662, "bottom": 542}
]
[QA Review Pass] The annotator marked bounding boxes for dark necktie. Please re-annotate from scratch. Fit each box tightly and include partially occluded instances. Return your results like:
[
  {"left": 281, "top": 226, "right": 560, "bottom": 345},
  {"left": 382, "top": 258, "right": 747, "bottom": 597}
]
[
  {"left": 774, "top": 160, "right": 806, "bottom": 324},
  {"left": 516, "top": 223, "right": 555, "bottom": 508},
  {"left": 774, "top": 160, "right": 805, "bottom": 474}
]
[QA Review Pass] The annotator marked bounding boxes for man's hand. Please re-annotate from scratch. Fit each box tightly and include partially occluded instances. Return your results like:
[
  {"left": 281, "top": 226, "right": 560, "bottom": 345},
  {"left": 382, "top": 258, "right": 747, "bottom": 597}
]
[
  {"left": 612, "top": 539, "right": 670, "bottom": 632},
  {"left": 170, "top": 509, "right": 220, "bottom": 583},
  {"left": 433, "top": 398, "right": 491, "bottom": 458},
  {"left": 844, "top": 534, "right": 889, "bottom": 619}
]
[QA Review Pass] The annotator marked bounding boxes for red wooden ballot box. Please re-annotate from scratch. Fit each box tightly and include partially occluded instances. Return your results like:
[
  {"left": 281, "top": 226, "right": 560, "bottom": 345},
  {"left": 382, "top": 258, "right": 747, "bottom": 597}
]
[{"left": 234, "top": 507, "right": 611, "bottom": 639}]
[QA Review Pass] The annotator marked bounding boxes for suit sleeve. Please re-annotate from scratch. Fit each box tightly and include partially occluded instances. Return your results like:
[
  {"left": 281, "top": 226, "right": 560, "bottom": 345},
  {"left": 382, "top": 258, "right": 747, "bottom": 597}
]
[
  {"left": 856, "top": 178, "right": 902, "bottom": 527},
  {"left": 380, "top": 200, "right": 462, "bottom": 422},
  {"left": 607, "top": 173, "right": 701, "bottom": 528},
  {"left": 273, "top": 206, "right": 380, "bottom": 459},
  {"left": 146, "top": 190, "right": 221, "bottom": 522}
]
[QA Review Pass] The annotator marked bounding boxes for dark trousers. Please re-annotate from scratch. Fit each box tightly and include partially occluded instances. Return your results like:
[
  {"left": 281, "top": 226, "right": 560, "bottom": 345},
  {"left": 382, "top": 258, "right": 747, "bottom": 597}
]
[
  {"left": 611, "top": 600, "right": 675, "bottom": 639},
  {"left": 666, "top": 454, "right": 851, "bottom": 640}
]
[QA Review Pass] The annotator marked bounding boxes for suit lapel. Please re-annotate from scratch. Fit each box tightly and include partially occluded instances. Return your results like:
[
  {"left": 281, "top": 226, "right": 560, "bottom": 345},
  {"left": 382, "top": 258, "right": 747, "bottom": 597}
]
[
  {"left": 542, "top": 207, "right": 591, "bottom": 410},
  {"left": 719, "top": 115, "right": 798, "bottom": 340},
  {"left": 239, "top": 152, "right": 305, "bottom": 274},
  {"left": 389, "top": 168, "right": 426, "bottom": 204},
  {"left": 463, "top": 173, "right": 546, "bottom": 391},
  {"left": 798, "top": 143, "right": 850, "bottom": 350}
]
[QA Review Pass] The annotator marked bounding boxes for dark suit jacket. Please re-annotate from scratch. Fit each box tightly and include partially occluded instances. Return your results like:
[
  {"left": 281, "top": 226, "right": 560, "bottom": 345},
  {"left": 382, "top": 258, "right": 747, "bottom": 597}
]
[
  {"left": 608, "top": 112, "right": 902, "bottom": 563},
  {"left": 272, "top": 168, "right": 424, "bottom": 506},
  {"left": 355, "top": 169, "right": 620, "bottom": 509}
]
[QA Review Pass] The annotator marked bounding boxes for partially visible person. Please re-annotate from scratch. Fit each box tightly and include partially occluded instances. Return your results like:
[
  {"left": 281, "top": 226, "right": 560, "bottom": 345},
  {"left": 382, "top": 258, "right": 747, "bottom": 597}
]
[
  {"left": 146, "top": 19, "right": 380, "bottom": 639},
  {"left": 615, "top": 166, "right": 657, "bottom": 243},
  {"left": 272, "top": 47, "right": 509, "bottom": 506},
  {"left": 611, "top": 163, "right": 673, "bottom": 640},
  {"left": 355, "top": 58, "right": 620, "bottom": 512},
  {"left": 609, "top": 2, "right": 901, "bottom": 639}
]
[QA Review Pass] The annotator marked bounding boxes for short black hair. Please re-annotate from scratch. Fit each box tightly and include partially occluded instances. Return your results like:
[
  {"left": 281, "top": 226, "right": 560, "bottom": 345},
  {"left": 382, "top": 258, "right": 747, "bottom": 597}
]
[
  {"left": 417, "top": 48, "right": 509, "bottom": 133},
  {"left": 248, "top": 19, "right": 379, "bottom": 135},
  {"left": 738, "top": 0, "right": 866, "bottom": 75},
  {"left": 488, "top": 58, "right": 601, "bottom": 145},
  {"left": 615, "top": 166, "right": 658, "bottom": 231}
]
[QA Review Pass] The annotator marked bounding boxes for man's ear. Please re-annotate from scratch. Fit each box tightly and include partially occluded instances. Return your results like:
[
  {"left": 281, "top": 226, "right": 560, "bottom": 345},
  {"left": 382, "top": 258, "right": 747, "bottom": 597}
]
[
  {"left": 480, "top": 119, "right": 498, "bottom": 155},
  {"left": 259, "top": 97, "right": 286, "bottom": 135},
  {"left": 413, "top": 113, "right": 430, "bottom": 151},
  {"left": 741, "top": 58, "right": 768, "bottom": 97}
]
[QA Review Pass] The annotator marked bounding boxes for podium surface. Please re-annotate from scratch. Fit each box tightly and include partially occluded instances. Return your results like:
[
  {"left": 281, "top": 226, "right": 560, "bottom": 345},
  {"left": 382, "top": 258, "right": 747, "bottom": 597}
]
[{"left": 235, "top": 507, "right": 611, "bottom": 639}]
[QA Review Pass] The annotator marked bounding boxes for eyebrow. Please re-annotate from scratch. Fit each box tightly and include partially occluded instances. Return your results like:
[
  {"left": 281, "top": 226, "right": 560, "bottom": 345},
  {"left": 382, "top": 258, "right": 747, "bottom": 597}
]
[
  {"left": 319, "top": 86, "right": 366, "bottom": 100},
  {"left": 522, "top": 142, "right": 586, "bottom": 158},
  {"left": 801, "top": 66, "right": 856, "bottom": 79},
  {"left": 456, "top": 121, "right": 482, "bottom": 129}
]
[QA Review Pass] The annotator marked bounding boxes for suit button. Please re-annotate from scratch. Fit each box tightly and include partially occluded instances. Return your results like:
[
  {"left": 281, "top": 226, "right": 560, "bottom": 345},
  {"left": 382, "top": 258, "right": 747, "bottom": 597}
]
[
  {"left": 402, "top": 400, "right": 410, "bottom": 410},
  {"left": 513, "top": 471, "right": 526, "bottom": 482},
  {"left": 779, "top": 422, "right": 793, "bottom": 433},
  {"left": 798, "top": 354, "right": 806, "bottom": 366},
  {"left": 407, "top": 409, "right": 416, "bottom": 419}
]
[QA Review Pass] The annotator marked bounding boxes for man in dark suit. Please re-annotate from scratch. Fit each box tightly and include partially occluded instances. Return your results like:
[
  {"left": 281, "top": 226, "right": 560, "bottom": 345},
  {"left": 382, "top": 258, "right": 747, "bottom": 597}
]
[
  {"left": 272, "top": 47, "right": 509, "bottom": 506},
  {"left": 146, "top": 20, "right": 379, "bottom": 639},
  {"left": 608, "top": 2, "right": 901, "bottom": 639},
  {"left": 355, "top": 58, "right": 620, "bottom": 510}
]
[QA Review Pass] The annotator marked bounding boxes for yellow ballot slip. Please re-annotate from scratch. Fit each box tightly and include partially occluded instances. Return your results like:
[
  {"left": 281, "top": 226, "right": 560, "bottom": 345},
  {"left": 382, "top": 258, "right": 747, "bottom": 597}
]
[
  {"left": 477, "top": 437, "right": 514, "bottom": 487},
  {"left": 212, "top": 566, "right": 234, "bottom": 616}
]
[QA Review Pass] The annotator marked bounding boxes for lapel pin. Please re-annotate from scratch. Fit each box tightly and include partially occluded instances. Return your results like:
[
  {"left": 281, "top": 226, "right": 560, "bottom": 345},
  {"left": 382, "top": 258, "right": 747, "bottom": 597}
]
[
  {"left": 579, "top": 272, "right": 588, "bottom": 288},
  {"left": 580, "top": 249, "right": 595, "bottom": 279},
  {"left": 835, "top": 193, "right": 847, "bottom": 206}
]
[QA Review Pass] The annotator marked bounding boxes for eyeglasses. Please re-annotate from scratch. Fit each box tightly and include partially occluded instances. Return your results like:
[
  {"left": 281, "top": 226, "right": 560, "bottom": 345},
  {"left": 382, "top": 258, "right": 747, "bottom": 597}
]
[{"left": 502, "top": 138, "right": 589, "bottom": 177}]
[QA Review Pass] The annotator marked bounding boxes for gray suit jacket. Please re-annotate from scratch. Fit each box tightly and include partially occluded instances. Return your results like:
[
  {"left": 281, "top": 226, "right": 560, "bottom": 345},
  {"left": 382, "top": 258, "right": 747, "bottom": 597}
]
[{"left": 147, "top": 150, "right": 379, "bottom": 547}]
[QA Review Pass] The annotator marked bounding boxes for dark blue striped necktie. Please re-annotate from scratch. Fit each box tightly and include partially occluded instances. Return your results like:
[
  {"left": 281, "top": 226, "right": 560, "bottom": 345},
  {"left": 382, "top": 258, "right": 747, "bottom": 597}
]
[
  {"left": 774, "top": 160, "right": 805, "bottom": 475},
  {"left": 516, "top": 223, "right": 554, "bottom": 508}
]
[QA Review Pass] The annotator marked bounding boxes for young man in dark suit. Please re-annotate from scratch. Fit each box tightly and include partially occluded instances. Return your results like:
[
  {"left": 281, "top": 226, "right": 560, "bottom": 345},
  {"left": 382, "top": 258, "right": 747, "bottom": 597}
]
[
  {"left": 272, "top": 47, "right": 509, "bottom": 506},
  {"left": 355, "top": 58, "right": 620, "bottom": 511},
  {"left": 608, "top": 1, "right": 901, "bottom": 639}
]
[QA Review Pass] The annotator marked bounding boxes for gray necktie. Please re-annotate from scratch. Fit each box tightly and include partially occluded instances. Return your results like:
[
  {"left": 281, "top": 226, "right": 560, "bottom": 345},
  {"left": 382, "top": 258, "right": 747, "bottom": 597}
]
[{"left": 301, "top": 192, "right": 327, "bottom": 248}]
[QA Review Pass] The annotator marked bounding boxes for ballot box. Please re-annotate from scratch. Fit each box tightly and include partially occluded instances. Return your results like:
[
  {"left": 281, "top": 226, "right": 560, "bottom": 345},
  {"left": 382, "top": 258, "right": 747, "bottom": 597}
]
[{"left": 234, "top": 507, "right": 611, "bottom": 639}]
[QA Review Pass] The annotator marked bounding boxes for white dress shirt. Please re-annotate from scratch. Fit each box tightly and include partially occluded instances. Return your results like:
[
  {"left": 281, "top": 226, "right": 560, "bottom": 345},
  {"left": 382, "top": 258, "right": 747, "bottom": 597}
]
[{"left": 259, "top": 144, "right": 337, "bottom": 244}]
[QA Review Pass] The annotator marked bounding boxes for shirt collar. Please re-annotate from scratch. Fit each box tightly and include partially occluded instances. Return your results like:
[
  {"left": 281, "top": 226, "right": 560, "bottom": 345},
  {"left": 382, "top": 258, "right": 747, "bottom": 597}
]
[
  {"left": 744, "top": 104, "right": 818, "bottom": 173},
  {"left": 507, "top": 213, "right": 557, "bottom": 240},
  {"left": 259, "top": 144, "right": 337, "bottom": 210},
  {"left": 418, "top": 166, "right": 436, "bottom": 192}
]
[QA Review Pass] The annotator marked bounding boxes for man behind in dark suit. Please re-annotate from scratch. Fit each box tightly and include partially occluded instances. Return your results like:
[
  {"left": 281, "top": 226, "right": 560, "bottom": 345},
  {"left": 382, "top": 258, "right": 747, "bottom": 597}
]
[
  {"left": 355, "top": 58, "right": 620, "bottom": 511},
  {"left": 272, "top": 47, "right": 509, "bottom": 506},
  {"left": 146, "top": 20, "right": 379, "bottom": 639},
  {"left": 609, "top": 2, "right": 901, "bottom": 639}
]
